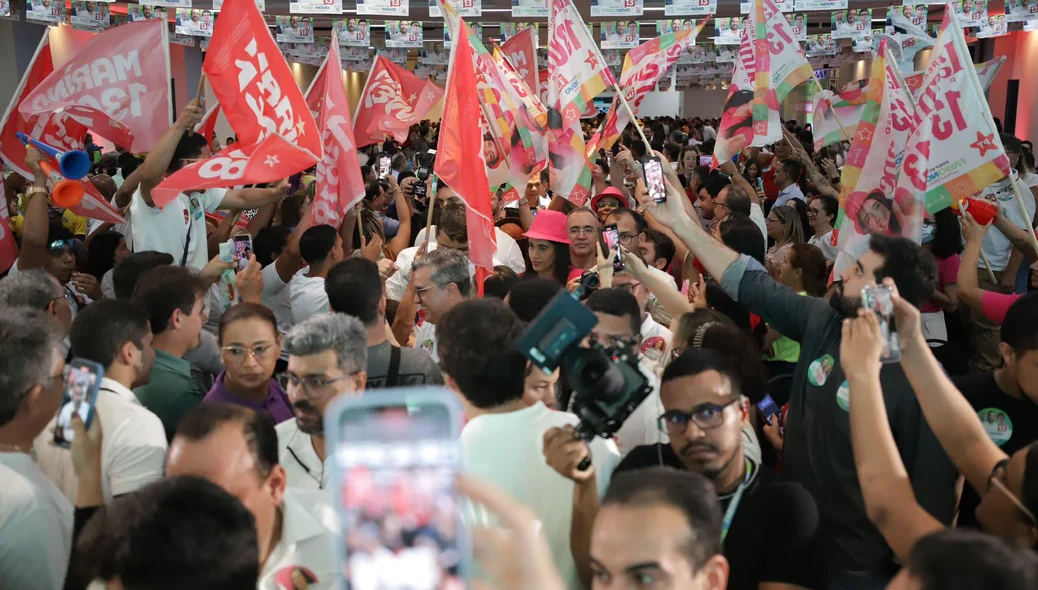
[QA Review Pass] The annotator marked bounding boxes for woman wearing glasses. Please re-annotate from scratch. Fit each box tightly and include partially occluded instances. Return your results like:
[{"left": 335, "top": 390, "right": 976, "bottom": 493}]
[
  {"left": 842, "top": 282, "right": 1038, "bottom": 562},
  {"left": 204, "top": 303, "right": 292, "bottom": 424}
]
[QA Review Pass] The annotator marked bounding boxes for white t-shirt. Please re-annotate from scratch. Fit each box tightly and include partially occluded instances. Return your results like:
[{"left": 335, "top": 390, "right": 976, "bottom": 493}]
[
  {"left": 461, "top": 403, "right": 620, "bottom": 590},
  {"left": 258, "top": 489, "right": 339, "bottom": 590},
  {"left": 261, "top": 261, "right": 295, "bottom": 337},
  {"left": 978, "top": 171, "right": 1036, "bottom": 271},
  {"left": 808, "top": 230, "right": 839, "bottom": 261},
  {"left": 414, "top": 321, "right": 439, "bottom": 363},
  {"left": 289, "top": 267, "right": 329, "bottom": 325},
  {"left": 276, "top": 419, "right": 327, "bottom": 490},
  {"left": 0, "top": 452, "right": 73, "bottom": 590},
  {"left": 613, "top": 358, "right": 666, "bottom": 456},
  {"left": 411, "top": 225, "right": 527, "bottom": 271},
  {"left": 130, "top": 187, "right": 226, "bottom": 271}
]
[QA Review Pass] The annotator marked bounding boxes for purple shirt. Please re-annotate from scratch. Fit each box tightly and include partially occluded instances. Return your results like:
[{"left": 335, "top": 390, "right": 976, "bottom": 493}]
[{"left": 204, "top": 371, "right": 294, "bottom": 424}]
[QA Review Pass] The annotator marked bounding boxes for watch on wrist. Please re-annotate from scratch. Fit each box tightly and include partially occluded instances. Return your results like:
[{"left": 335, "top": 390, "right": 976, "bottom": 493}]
[{"left": 26, "top": 186, "right": 48, "bottom": 198}]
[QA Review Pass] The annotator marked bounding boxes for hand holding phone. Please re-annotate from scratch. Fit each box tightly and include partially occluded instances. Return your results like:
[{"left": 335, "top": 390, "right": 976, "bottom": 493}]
[
  {"left": 54, "top": 359, "right": 103, "bottom": 448},
  {"left": 642, "top": 156, "right": 667, "bottom": 204},
  {"left": 232, "top": 234, "right": 253, "bottom": 271},
  {"left": 699, "top": 155, "right": 713, "bottom": 167},
  {"left": 378, "top": 154, "right": 392, "bottom": 179},
  {"left": 757, "top": 394, "right": 781, "bottom": 426},
  {"left": 861, "top": 285, "right": 901, "bottom": 362}
]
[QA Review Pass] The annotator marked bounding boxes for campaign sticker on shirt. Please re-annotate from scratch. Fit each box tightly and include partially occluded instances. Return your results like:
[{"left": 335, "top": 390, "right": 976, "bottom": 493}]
[
  {"left": 979, "top": 408, "right": 1013, "bottom": 446},
  {"left": 420, "top": 338, "right": 435, "bottom": 355},
  {"left": 641, "top": 336, "right": 667, "bottom": 361},
  {"left": 808, "top": 354, "right": 836, "bottom": 387},
  {"left": 836, "top": 380, "right": 851, "bottom": 412},
  {"left": 273, "top": 565, "right": 318, "bottom": 589}
]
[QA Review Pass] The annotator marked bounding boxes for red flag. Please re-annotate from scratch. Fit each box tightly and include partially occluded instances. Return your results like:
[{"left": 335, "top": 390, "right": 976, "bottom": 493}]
[
  {"left": 435, "top": 19, "right": 495, "bottom": 279},
  {"left": 305, "top": 34, "right": 365, "bottom": 228},
  {"left": 194, "top": 103, "right": 222, "bottom": 151},
  {"left": 0, "top": 181, "right": 19, "bottom": 275},
  {"left": 1, "top": 34, "right": 89, "bottom": 180},
  {"left": 18, "top": 20, "right": 173, "bottom": 152},
  {"left": 73, "top": 180, "right": 127, "bottom": 224},
  {"left": 501, "top": 26, "right": 538, "bottom": 97},
  {"left": 354, "top": 56, "right": 444, "bottom": 148},
  {"left": 151, "top": 0, "right": 321, "bottom": 208}
]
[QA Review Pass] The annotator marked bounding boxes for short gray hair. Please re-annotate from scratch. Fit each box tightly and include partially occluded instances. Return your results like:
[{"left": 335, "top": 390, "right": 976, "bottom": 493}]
[
  {"left": 0, "top": 307, "right": 62, "bottom": 426},
  {"left": 282, "top": 312, "right": 367, "bottom": 375},
  {"left": 412, "top": 248, "right": 471, "bottom": 297},
  {"left": 0, "top": 268, "right": 63, "bottom": 311}
]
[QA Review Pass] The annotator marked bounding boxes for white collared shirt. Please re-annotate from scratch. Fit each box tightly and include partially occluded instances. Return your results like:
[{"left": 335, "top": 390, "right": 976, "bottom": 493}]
[
  {"left": 276, "top": 419, "right": 327, "bottom": 490},
  {"left": 258, "top": 489, "right": 339, "bottom": 590},
  {"left": 773, "top": 183, "right": 806, "bottom": 208}
]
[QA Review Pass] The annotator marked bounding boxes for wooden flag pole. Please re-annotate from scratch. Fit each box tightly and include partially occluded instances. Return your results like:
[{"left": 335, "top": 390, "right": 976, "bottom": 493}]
[
  {"left": 979, "top": 249, "right": 998, "bottom": 285},
  {"left": 424, "top": 176, "right": 438, "bottom": 245},
  {"left": 1009, "top": 181, "right": 1038, "bottom": 259}
]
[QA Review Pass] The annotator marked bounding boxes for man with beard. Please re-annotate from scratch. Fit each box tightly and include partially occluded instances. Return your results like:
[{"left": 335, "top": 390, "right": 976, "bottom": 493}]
[
  {"left": 637, "top": 175, "right": 954, "bottom": 589},
  {"left": 276, "top": 313, "right": 367, "bottom": 490}
]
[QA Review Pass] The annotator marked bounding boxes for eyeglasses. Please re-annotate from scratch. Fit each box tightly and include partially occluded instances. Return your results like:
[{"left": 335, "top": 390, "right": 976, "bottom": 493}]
[
  {"left": 414, "top": 283, "right": 443, "bottom": 303},
  {"left": 988, "top": 459, "right": 1038, "bottom": 525},
  {"left": 617, "top": 231, "right": 638, "bottom": 245},
  {"left": 221, "top": 343, "right": 276, "bottom": 365},
  {"left": 807, "top": 207, "right": 822, "bottom": 216},
  {"left": 658, "top": 397, "right": 742, "bottom": 435},
  {"left": 281, "top": 372, "right": 356, "bottom": 399},
  {"left": 568, "top": 226, "right": 598, "bottom": 236}
]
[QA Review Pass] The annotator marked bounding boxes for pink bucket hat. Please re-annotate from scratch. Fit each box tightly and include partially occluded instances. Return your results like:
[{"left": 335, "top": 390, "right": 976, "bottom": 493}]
[{"left": 523, "top": 210, "right": 571, "bottom": 244}]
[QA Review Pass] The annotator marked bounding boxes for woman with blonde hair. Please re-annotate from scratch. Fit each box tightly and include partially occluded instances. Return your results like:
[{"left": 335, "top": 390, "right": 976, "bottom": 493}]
[{"left": 764, "top": 205, "right": 805, "bottom": 277}]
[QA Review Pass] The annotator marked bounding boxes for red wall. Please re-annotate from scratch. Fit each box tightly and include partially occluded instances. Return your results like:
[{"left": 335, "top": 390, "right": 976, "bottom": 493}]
[{"left": 987, "top": 30, "right": 1038, "bottom": 142}]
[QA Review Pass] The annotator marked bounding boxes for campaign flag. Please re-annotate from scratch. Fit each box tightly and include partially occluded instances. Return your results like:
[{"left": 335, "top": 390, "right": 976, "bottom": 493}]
[
  {"left": 833, "top": 39, "right": 917, "bottom": 274},
  {"left": 881, "top": 8, "right": 935, "bottom": 74},
  {"left": 588, "top": 26, "right": 700, "bottom": 155},
  {"left": 18, "top": 20, "right": 173, "bottom": 153},
  {"left": 501, "top": 25, "right": 539, "bottom": 93},
  {"left": 0, "top": 34, "right": 89, "bottom": 181},
  {"left": 354, "top": 56, "right": 445, "bottom": 147},
  {"left": 75, "top": 180, "right": 127, "bottom": 224},
  {"left": 491, "top": 44, "right": 549, "bottom": 204},
  {"left": 305, "top": 32, "right": 366, "bottom": 228},
  {"left": 894, "top": 10, "right": 1011, "bottom": 217},
  {"left": 547, "top": 0, "right": 616, "bottom": 205},
  {"left": 435, "top": 19, "right": 496, "bottom": 289},
  {"left": 811, "top": 79, "right": 868, "bottom": 153},
  {"left": 151, "top": 0, "right": 322, "bottom": 208},
  {"left": 713, "top": 0, "right": 813, "bottom": 166},
  {"left": 194, "top": 103, "right": 222, "bottom": 151},
  {"left": 903, "top": 55, "right": 1006, "bottom": 102},
  {"left": 0, "top": 181, "right": 19, "bottom": 275}
]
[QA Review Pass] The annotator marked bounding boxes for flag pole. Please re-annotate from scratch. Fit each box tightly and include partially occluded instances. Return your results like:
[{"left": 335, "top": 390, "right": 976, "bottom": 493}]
[
  {"left": 1009, "top": 181, "right": 1038, "bottom": 259},
  {"left": 810, "top": 76, "right": 853, "bottom": 145},
  {"left": 612, "top": 83, "right": 653, "bottom": 150},
  {"left": 188, "top": 73, "right": 207, "bottom": 137},
  {"left": 979, "top": 249, "right": 998, "bottom": 284}
]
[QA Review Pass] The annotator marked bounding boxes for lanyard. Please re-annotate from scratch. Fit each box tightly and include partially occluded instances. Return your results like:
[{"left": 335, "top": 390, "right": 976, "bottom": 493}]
[{"left": 720, "top": 459, "right": 753, "bottom": 543}]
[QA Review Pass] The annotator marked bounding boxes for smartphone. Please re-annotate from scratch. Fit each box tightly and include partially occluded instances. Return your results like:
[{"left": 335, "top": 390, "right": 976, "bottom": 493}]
[
  {"left": 699, "top": 155, "right": 713, "bottom": 167},
  {"left": 232, "top": 234, "right": 253, "bottom": 271},
  {"left": 602, "top": 224, "right": 620, "bottom": 251},
  {"left": 326, "top": 388, "right": 468, "bottom": 589},
  {"left": 53, "top": 359, "right": 104, "bottom": 448},
  {"left": 861, "top": 284, "right": 901, "bottom": 363},
  {"left": 757, "top": 394, "right": 781, "bottom": 426},
  {"left": 378, "top": 154, "right": 392, "bottom": 179},
  {"left": 643, "top": 156, "right": 667, "bottom": 204},
  {"left": 755, "top": 177, "right": 764, "bottom": 194}
]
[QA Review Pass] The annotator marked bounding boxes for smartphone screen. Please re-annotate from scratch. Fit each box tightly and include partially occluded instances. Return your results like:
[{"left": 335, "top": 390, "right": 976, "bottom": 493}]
[
  {"left": 699, "top": 155, "right": 713, "bottom": 167},
  {"left": 232, "top": 234, "right": 253, "bottom": 271},
  {"left": 378, "top": 155, "right": 392, "bottom": 179},
  {"left": 643, "top": 157, "right": 667, "bottom": 204},
  {"left": 333, "top": 399, "right": 465, "bottom": 588},
  {"left": 757, "top": 394, "right": 781, "bottom": 425},
  {"left": 54, "top": 359, "right": 103, "bottom": 448},
  {"left": 602, "top": 224, "right": 620, "bottom": 250},
  {"left": 861, "top": 285, "right": 901, "bottom": 362}
]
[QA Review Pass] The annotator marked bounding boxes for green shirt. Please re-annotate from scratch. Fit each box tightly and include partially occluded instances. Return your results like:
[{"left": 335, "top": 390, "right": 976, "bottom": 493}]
[
  {"left": 134, "top": 349, "right": 206, "bottom": 441},
  {"left": 764, "top": 291, "right": 807, "bottom": 364}
]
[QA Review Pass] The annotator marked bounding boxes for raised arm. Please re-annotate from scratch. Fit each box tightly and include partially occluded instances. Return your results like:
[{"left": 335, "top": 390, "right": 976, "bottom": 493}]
[
  {"left": 15, "top": 147, "right": 53, "bottom": 272},
  {"left": 136, "top": 100, "right": 203, "bottom": 208},
  {"left": 841, "top": 310, "right": 943, "bottom": 561},
  {"left": 388, "top": 177, "right": 413, "bottom": 257},
  {"left": 272, "top": 203, "right": 314, "bottom": 284},
  {"left": 957, "top": 210, "right": 994, "bottom": 315},
  {"left": 621, "top": 249, "right": 692, "bottom": 321},
  {"left": 218, "top": 183, "right": 289, "bottom": 211}
]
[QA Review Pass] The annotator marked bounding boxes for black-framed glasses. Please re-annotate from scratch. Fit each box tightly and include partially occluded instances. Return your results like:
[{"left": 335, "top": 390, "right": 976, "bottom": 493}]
[
  {"left": 658, "top": 397, "right": 742, "bottom": 435},
  {"left": 281, "top": 372, "right": 355, "bottom": 399}
]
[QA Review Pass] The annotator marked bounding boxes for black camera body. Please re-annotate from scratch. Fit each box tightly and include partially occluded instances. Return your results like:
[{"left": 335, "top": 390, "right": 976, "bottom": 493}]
[{"left": 413, "top": 149, "right": 436, "bottom": 202}]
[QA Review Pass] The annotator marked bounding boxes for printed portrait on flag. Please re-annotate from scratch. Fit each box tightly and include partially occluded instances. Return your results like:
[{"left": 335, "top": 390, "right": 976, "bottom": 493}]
[
  {"left": 386, "top": 21, "right": 424, "bottom": 47},
  {"left": 128, "top": 5, "right": 168, "bottom": 21},
  {"left": 512, "top": 0, "right": 547, "bottom": 18},
  {"left": 276, "top": 15, "right": 315, "bottom": 43},
  {"left": 600, "top": 21, "right": 640, "bottom": 49},
  {"left": 176, "top": 9, "right": 216, "bottom": 37},
  {"left": 717, "top": 88, "right": 755, "bottom": 156},
  {"left": 444, "top": 22, "right": 483, "bottom": 44},
  {"left": 1006, "top": 0, "right": 1038, "bottom": 21},
  {"left": 26, "top": 0, "right": 65, "bottom": 24},
  {"left": 715, "top": 17, "right": 744, "bottom": 45},
  {"left": 71, "top": 2, "right": 110, "bottom": 31},
  {"left": 335, "top": 18, "right": 371, "bottom": 46}
]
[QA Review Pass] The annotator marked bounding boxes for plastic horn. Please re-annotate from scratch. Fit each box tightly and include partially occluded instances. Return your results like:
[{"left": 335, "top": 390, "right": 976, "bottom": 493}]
[
  {"left": 15, "top": 132, "right": 92, "bottom": 180},
  {"left": 37, "top": 160, "right": 85, "bottom": 208}
]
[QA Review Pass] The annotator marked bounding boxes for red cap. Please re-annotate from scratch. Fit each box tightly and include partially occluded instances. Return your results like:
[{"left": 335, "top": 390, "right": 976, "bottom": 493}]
[{"left": 523, "top": 210, "right": 571, "bottom": 244}]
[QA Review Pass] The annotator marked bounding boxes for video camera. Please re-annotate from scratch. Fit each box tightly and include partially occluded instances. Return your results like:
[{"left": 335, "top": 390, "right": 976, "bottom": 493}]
[
  {"left": 517, "top": 273, "right": 653, "bottom": 469},
  {"left": 412, "top": 149, "right": 436, "bottom": 204}
]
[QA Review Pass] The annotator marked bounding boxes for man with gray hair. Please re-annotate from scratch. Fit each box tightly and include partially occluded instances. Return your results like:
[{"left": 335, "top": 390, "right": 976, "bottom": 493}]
[
  {"left": 0, "top": 268, "right": 73, "bottom": 342},
  {"left": 0, "top": 308, "right": 73, "bottom": 589},
  {"left": 276, "top": 312, "right": 367, "bottom": 489},
  {"left": 410, "top": 247, "right": 471, "bottom": 363}
]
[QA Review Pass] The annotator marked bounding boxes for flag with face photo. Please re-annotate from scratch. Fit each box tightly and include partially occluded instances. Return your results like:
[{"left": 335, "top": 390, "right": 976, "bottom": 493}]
[
  {"left": 893, "top": 10, "right": 1011, "bottom": 217},
  {"left": 811, "top": 79, "right": 868, "bottom": 153},
  {"left": 883, "top": 7, "right": 935, "bottom": 73},
  {"left": 713, "top": 0, "right": 813, "bottom": 166},
  {"left": 151, "top": 0, "right": 321, "bottom": 208},
  {"left": 18, "top": 20, "right": 173, "bottom": 152},
  {"left": 547, "top": 0, "right": 615, "bottom": 205},
  {"left": 588, "top": 26, "right": 701, "bottom": 156},
  {"left": 832, "top": 39, "right": 917, "bottom": 274},
  {"left": 305, "top": 32, "right": 366, "bottom": 228},
  {"left": 435, "top": 18, "right": 496, "bottom": 290},
  {"left": 354, "top": 56, "right": 445, "bottom": 147},
  {"left": 489, "top": 44, "right": 549, "bottom": 204}
]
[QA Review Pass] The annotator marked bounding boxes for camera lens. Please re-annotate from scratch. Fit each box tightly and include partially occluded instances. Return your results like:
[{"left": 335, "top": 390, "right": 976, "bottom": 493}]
[{"left": 566, "top": 349, "right": 626, "bottom": 402}]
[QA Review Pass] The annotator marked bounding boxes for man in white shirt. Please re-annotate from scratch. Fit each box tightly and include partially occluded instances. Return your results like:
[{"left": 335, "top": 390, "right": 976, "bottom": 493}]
[
  {"left": 407, "top": 248, "right": 472, "bottom": 363},
  {"left": 611, "top": 269, "right": 674, "bottom": 370},
  {"left": 772, "top": 160, "right": 806, "bottom": 209},
  {"left": 277, "top": 313, "right": 368, "bottom": 489},
  {"left": 290, "top": 225, "right": 346, "bottom": 325},
  {"left": 437, "top": 299, "right": 621, "bottom": 590},
  {"left": 129, "top": 100, "right": 290, "bottom": 272},
  {"left": 167, "top": 404, "right": 339, "bottom": 589},
  {"left": 0, "top": 309, "right": 73, "bottom": 590}
]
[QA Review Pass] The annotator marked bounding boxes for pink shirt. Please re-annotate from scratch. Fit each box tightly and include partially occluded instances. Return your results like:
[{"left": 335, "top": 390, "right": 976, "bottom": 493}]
[
  {"left": 920, "top": 254, "right": 961, "bottom": 313},
  {"left": 981, "top": 291, "right": 1021, "bottom": 325}
]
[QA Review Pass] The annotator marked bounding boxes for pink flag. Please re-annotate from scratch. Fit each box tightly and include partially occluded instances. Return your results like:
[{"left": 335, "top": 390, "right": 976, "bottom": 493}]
[
  {"left": 894, "top": 11, "right": 1011, "bottom": 217},
  {"left": 354, "top": 57, "right": 445, "bottom": 148},
  {"left": 18, "top": 20, "right": 173, "bottom": 152},
  {"left": 305, "top": 34, "right": 365, "bottom": 228},
  {"left": 0, "top": 181, "right": 19, "bottom": 275},
  {"left": 73, "top": 180, "right": 127, "bottom": 224},
  {"left": 1, "top": 34, "right": 88, "bottom": 180},
  {"left": 501, "top": 26, "right": 539, "bottom": 97},
  {"left": 151, "top": 0, "right": 321, "bottom": 208}
]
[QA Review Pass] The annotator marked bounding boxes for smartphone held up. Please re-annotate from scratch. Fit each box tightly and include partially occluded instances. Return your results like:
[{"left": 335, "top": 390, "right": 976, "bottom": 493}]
[
  {"left": 53, "top": 358, "right": 104, "bottom": 448},
  {"left": 861, "top": 284, "right": 901, "bottom": 363},
  {"left": 643, "top": 156, "right": 667, "bottom": 204}
]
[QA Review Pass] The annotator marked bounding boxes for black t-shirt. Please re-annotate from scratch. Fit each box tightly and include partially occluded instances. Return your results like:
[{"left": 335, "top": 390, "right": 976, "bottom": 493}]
[
  {"left": 615, "top": 444, "right": 826, "bottom": 590},
  {"left": 955, "top": 372, "right": 1038, "bottom": 529}
]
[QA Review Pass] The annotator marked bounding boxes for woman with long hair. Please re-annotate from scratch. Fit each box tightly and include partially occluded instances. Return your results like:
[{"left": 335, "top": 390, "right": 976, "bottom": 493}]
[
  {"left": 919, "top": 208, "right": 966, "bottom": 373},
  {"left": 523, "top": 210, "right": 578, "bottom": 286},
  {"left": 807, "top": 195, "right": 839, "bottom": 262},
  {"left": 677, "top": 145, "right": 701, "bottom": 188},
  {"left": 765, "top": 243, "right": 828, "bottom": 375},
  {"left": 87, "top": 230, "right": 130, "bottom": 299},
  {"left": 765, "top": 205, "right": 805, "bottom": 277}
]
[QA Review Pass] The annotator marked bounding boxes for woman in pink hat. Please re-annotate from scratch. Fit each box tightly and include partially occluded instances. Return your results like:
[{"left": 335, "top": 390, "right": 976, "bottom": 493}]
[
  {"left": 590, "top": 186, "right": 626, "bottom": 225},
  {"left": 524, "top": 210, "right": 581, "bottom": 286}
]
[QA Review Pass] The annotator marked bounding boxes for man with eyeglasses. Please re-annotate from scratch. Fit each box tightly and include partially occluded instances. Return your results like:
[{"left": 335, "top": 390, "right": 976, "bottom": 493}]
[
  {"left": 614, "top": 349, "right": 825, "bottom": 590},
  {"left": 276, "top": 312, "right": 367, "bottom": 490},
  {"left": 567, "top": 208, "right": 601, "bottom": 272},
  {"left": 408, "top": 248, "right": 471, "bottom": 364}
]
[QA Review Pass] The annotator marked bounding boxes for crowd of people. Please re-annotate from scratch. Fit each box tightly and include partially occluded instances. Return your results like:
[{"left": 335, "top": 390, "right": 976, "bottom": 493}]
[{"left": 2, "top": 102, "right": 1038, "bottom": 590}]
